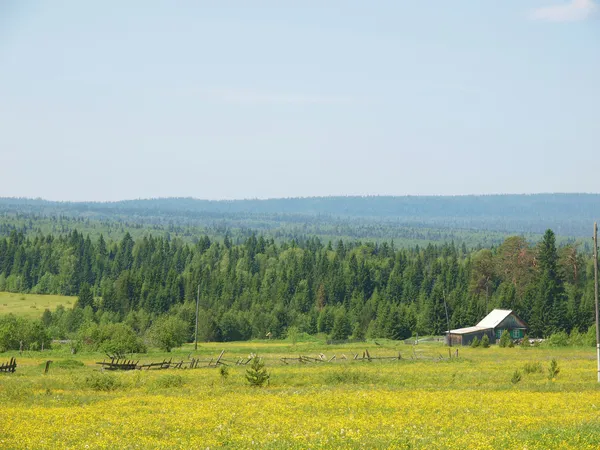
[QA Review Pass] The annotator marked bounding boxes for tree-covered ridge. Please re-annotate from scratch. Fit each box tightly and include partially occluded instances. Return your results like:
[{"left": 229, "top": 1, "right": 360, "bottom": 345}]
[
  {"left": 1, "top": 194, "right": 600, "bottom": 237},
  {"left": 0, "top": 228, "right": 595, "bottom": 342},
  {"left": 0, "top": 212, "right": 551, "bottom": 249}
]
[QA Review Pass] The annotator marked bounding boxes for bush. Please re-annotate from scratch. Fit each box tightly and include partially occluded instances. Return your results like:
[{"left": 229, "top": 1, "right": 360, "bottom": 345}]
[
  {"left": 146, "top": 316, "right": 189, "bottom": 352},
  {"left": 78, "top": 322, "right": 146, "bottom": 354},
  {"left": 152, "top": 374, "right": 185, "bottom": 389},
  {"left": 545, "top": 331, "right": 569, "bottom": 347},
  {"left": 0, "top": 315, "right": 51, "bottom": 352},
  {"left": 219, "top": 365, "right": 230, "bottom": 382},
  {"left": 499, "top": 330, "right": 511, "bottom": 348},
  {"left": 548, "top": 358, "right": 560, "bottom": 380},
  {"left": 511, "top": 369, "right": 522, "bottom": 384},
  {"left": 52, "top": 359, "right": 85, "bottom": 369},
  {"left": 481, "top": 334, "right": 490, "bottom": 348},
  {"left": 246, "top": 356, "right": 269, "bottom": 387},
  {"left": 84, "top": 372, "right": 122, "bottom": 391},
  {"left": 324, "top": 370, "right": 376, "bottom": 385},
  {"left": 286, "top": 326, "right": 299, "bottom": 346},
  {"left": 521, "top": 334, "right": 531, "bottom": 347},
  {"left": 523, "top": 361, "right": 543, "bottom": 374},
  {"left": 569, "top": 327, "right": 596, "bottom": 347},
  {"left": 219, "top": 310, "right": 252, "bottom": 342},
  {"left": 470, "top": 336, "right": 480, "bottom": 348}
]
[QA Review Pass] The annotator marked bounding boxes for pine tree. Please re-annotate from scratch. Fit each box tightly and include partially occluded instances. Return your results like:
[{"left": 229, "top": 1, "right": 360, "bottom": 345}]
[
  {"left": 246, "top": 356, "right": 270, "bottom": 387},
  {"left": 481, "top": 334, "right": 490, "bottom": 348},
  {"left": 499, "top": 330, "right": 511, "bottom": 348}
]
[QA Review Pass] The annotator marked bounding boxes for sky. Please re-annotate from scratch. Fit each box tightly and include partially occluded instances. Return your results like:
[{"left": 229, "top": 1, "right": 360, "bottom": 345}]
[{"left": 0, "top": 1, "right": 598, "bottom": 201}]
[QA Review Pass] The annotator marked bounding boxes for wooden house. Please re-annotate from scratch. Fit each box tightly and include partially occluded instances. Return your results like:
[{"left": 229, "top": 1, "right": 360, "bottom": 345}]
[{"left": 445, "top": 309, "right": 527, "bottom": 346}]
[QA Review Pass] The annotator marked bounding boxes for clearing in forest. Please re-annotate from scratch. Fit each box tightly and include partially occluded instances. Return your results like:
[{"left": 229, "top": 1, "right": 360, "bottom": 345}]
[{"left": 0, "top": 292, "right": 74, "bottom": 318}]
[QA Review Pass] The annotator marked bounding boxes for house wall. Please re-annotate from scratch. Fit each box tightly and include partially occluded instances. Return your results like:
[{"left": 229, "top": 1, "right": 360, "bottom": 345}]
[
  {"left": 494, "top": 328, "right": 525, "bottom": 340},
  {"left": 461, "top": 330, "right": 494, "bottom": 346},
  {"left": 494, "top": 314, "right": 527, "bottom": 340},
  {"left": 446, "top": 329, "right": 494, "bottom": 346}
]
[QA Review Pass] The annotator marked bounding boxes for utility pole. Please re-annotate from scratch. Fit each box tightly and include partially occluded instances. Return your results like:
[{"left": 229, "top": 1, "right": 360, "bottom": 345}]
[
  {"left": 194, "top": 284, "right": 200, "bottom": 351},
  {"left": 443, "top": 289, "right": 451, "bottom": 347},
  {"left": 594, "top": 223, "right": 599, "bottom": 383}
]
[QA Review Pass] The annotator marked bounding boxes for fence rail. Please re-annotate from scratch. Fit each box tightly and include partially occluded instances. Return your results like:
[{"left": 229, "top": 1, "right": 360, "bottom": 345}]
[{"left": 0, "top": 357, "right": 17, "bottom": 373}]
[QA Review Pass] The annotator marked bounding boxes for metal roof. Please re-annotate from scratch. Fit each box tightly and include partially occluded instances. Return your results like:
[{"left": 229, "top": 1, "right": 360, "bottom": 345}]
[
  {"left": 446, "top": 326, "right": 489, "bottom": 335},
  {"left": 476, "top": 309, "right": 514, "bottom": 329},
  {"left": 446, "top": 309, "right": 526, "bottom": 335}
]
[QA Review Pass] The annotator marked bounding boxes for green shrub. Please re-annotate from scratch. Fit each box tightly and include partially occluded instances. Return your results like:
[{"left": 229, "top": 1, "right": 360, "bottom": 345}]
[
  {"left": 499, "top": 330, "right": 511, "bottom": 348},
  {"left": 545, "top": 332, "right": 569, "bottom": 347},
  {"left": 152, "top": 374, "right": 185, "bottom": 389},
  {"left": 511, "top": 369, "right": 522, "bottom": 384},
  {"left": 246, "top": 356, "right": 269, "bottom": 387},
  {"left": 146, "top": 316, "right": 189, "bottom": 352},
  {"left": 51, "top": 359, "right": 85, "bottom": 369},
  {"left": 286, "top": 326, "right": 299, "bottom": 346},
  {"left": 324, "top": 370, "right": 376, "bottom": 385},
  {"left": 569, "top": 327, "right": 597, "bottom": 347},
  {"left": 219, "top": 365, "right": 230, "bottom": 381},
  {"left": 78, "top": 322, "right": 146, "bottom": 354},
  {"left": 548, "top": 358, "right": 560, "bottom": 380},
  {"left": 84, "top": 372, "right": 122, "bottom": 391},
  {"left": 481, "top": 334, "right": 490, "bottom": 348},
  {"left": 0, "top": 315, "right": 51, "bottom": 352},
  {"left": 470, "top": 337, "right": 480, "bottom": 348},
  {"left": 521, "top": 334, "right": 531, "bottom": 347},
  {"left": 523, "top": 361, "right": 543, "bottom": 374}
]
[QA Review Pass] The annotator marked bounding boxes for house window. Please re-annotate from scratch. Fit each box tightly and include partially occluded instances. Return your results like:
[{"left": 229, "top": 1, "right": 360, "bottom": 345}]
[
  {"left": 496, "top": 329, "right": 503, "bottom": 339},
  {"left": 511, "top": 329, "right": 521, "bottom": 339}
]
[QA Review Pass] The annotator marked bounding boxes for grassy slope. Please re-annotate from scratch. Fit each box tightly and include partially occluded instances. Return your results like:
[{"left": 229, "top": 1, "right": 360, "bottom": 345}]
[
  {"left": 2, "top": 340, "right": 600, "bottom": 449},
  {"left": 0, "top": 292, "right": 74, "bottom": 318}
]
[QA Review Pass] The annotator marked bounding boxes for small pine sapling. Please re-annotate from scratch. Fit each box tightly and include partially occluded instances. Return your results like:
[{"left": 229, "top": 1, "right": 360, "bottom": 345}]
[
  {"left": 511, "top": 369, "right": 522, "bottom": 384},
  {"left": 246, "top": 356, "right": 270, "bottom": 387},
  {"left": 548, "top": 358, "right": 560, "bottom": 380},
  {"left": 481, "top": 334, "right": 490, "bottom": 348},
  {"left": 219, "top": 365, "right": 229, "bottom": 382},
  {"left": 470, "top": 337, "right": 480, "bottom": 348},
  {"left": 499, "top": 330, "right": 511, "bottom": 348}
]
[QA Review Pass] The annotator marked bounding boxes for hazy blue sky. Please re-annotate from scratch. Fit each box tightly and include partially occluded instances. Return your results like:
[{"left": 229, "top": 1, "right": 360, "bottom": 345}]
[{"left": 1, "top": 1, "right": 598, "bottom": 201}]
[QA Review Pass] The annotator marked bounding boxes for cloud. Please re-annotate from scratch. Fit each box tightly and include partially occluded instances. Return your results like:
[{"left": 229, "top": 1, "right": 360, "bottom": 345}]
[{"left": 531, "top": 0, "right": 598, "bottom": 22}]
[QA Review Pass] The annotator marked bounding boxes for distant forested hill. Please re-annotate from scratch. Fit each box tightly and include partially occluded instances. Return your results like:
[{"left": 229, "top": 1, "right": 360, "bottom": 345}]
[{"left": 0, "top": 194, "right": 600, "bottom": 237}]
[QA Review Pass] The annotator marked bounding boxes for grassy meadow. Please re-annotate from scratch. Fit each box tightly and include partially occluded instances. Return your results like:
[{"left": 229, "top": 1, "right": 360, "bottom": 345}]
[
  {"left": 1, "top": 340, "right": 600, "bottom": 449},
  {"left": 0, "top": 292, "right": 73, "bottom": 318}
]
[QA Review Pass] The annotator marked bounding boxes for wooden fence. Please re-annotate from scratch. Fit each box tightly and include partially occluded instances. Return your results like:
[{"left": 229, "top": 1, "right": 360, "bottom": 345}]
[
  {"left": 95, "top": 350, "right": 256, "bottom": 371},
  {"left": 0, "top": 357, "right": 17, "bottom": 373},
  {"left": 94, "top": 347, "right": 459, "bottom": 371}
]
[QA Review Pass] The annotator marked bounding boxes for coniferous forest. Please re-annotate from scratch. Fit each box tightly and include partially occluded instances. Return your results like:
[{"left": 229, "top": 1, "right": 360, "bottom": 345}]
[{"left": 0, "top": 220, "right": 597, "bottom": 350}]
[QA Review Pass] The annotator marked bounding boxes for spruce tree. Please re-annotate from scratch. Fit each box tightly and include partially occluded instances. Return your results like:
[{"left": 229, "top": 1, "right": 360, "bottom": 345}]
[
  {"left": 531, "top": 230, "right": 566, "bottom": 336},
  {"left": 77, "top": 282, "right": 94, "bottom": 310},
  {"left": 246, "top": 356, "right": 270, "bottom": 387}
]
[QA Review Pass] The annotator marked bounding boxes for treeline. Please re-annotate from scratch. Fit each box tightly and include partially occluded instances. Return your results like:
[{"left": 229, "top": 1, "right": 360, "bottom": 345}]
[
  {"left": 2, "top": 194, "right": 600, "bottom": 236},
  {"left": 0, "top": 228, "right": 596, "bottom": 347},
  {"left": 0, "top": 210, "right": 545, "bottom": 249},
  {"left": 0, "top": 194, "right": 600, "bottom": 240}
]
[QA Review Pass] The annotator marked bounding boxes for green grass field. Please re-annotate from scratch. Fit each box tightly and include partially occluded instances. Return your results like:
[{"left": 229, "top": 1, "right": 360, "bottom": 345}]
[
  {"left": 0, "top": 292, "right": 74, "bottom": 318},
  {"left": 2, "top": 340, "right": 600, "bottom": 449}
]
